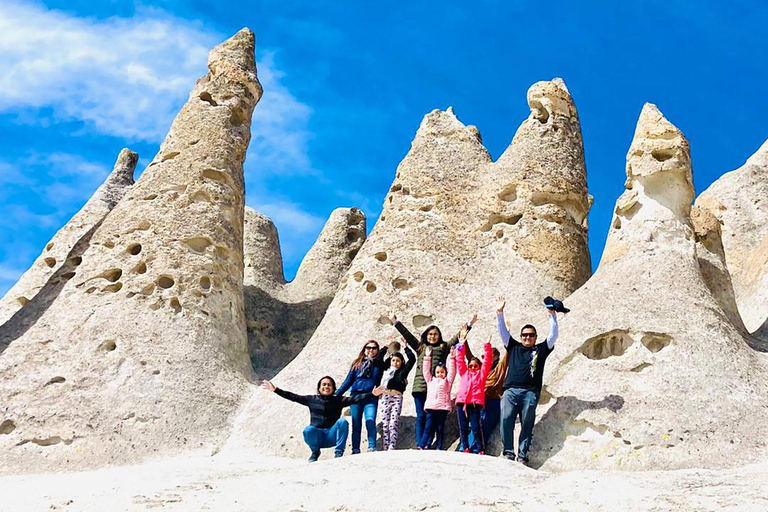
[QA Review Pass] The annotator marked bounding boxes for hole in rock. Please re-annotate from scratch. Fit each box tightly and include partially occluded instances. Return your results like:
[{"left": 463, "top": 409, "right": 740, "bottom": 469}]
[
  {"left": 579, "top": 330, "right": 633, "bottom": 360},
  {"left": 612, "top": 217, "right": 622, "bottom": 230},
  {"left": 157, "top": 276, "right": 175, "bottom": 289},
  {"left": 141, "top": 283, "right": 155, "bottom": 295},
  {"left": 353, "top": 272, "right": 364, "bottom": 282},
  {"left": 498, "top": 184, "right": 517, "bottom": 202},
  {"left": 137, "top": 221, "right": 151, "bottom": 231},
  {"left": 100, "top": 340, "right": 117, "bottom": 352},
  {"left": 200, "top": 276, "right": 212, "bottom": 292},
  {"left": 496, "top": 230, "right": 504, "bottom": 239},
  {"left": 413, "top": 315, "right": 435, "bottom": 329},
  {"left": 61, "top": 272, "right": 76, "bottom": 280},
  {"left": 161, "top": 151, "right": 180, "bottom": 162},
  {"left": 45, "top": 242, "right": 54, "bottom": 251},
  {"left": 0, "top": 420, "right": 16, "bottom": 435},
  {"left": 183, "top": 237, "right": 212, "bottom": 253},
  {"left": 143, "top": 194, "right": 158, "bottom": 201},
  {"left": 67, "top": 256, "right": 82, "bottom": 266},
  {"left": 126, "top": 292, "right": 136, "bottom": 298},
  {"left": 44, "top": 257, "right": 56, "bottom": 268},
  {"left": 29, "top": 437, "right": 70, "bottom": 447},
  {"left": 390, "top": 183, "right": 402, "bottom": 193},
  {"left": 364, "top": 281, "right": 377, "bottom": 293},
  {"left": 103, "top": 241, "right": 115, "bottom": 249},
  {"left": 98, "top": 269, "right": 122, "bottom": 282},
  {"left": 149, "top": 300, "right": 163, "bottom": 311},
  {"left": 419, "top": 204, "right": 434, "bottom": 212},
  {"left": 189, "top": 139, "right": 199, "bottom": 146},
  {"left": 402, "top": 187, "right": 411, "bottom": 195},
  {"left": 379, "top": 215, "right": 386, "bottom": 221},
  {"left": 479, "top": 214, "right": 522, "bottom": 233},
  {"left": 85, "top": 287, "right": 96, "bottom": 294},
  {"left": 127, "top": 244, "right": 142, "bottom": 256},
  {"left": 630, "top": 363, "right": 652, "bottom": 373},
  {"left": 199, "top": 91, "right": 218, "bottom": 106},
  {"left": 45, "top": 376, "right": 66, "bottom": 386},
  {"left": 17, "top": 296, "right": 29, "bottom": 306},
  {"left": 202, "top": 168, "right": 230, "bottom": 184},
  {"left": 374, "top": 252, "right": 388, "bottom": 262},
  {"left": 152, "top": 369, "right": 160, "bottom": 375},
  {"left": 230, "top": 107, "right": 247, "bottom": 127},
  {"left": 169, "top": 297, "right": 182, "bottom": 315},
  {"left": 134, "top": 262, "right": 147, "bottom": 274},
  {"left": 392, "top": 278, "right": 411, "bottom": 291},
  {"left": 347, "top": 230, "right": 364, "bottom": 243},
  {"left": 651, "top": 149, "right": 676, "bottom": 162},
  {"left": 104, "top": 282, "right": 123, "bottom": 293},
  {"left": 641, "top": 333, "right": 672, "bottom": 353},
  {"left": 377, "top": 316, "right": 391, "bottom": 325},
  {"left": 190, "top": 190, "right": 213, "bottom": 203}
]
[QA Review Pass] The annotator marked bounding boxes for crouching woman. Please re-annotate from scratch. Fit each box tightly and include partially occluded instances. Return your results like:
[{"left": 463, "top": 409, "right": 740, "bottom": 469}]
[{"left": 262, "top": 377, "right": 385, "bottom": 462}]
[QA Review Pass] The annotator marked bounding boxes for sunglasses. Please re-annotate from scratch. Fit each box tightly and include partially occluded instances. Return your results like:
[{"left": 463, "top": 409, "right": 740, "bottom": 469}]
[
  {"left": 521, "top": 333, "right": 537, "bottom": 338},
  {"left": 365, "top": 346, "right": 379, "bottom": 350}
]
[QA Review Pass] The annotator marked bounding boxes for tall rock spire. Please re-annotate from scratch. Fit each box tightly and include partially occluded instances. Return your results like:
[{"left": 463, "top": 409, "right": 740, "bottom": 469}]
[
  {"left": 696, "top": 137, "right": 768, "bottom": 339},
  {"left": 0, "top": 149, "right": 137, "bottom": 327},
  {"left": 0, "top": 28, "right": 261, "bottom": 473},
  {"left": 226, "top": 79, "right": 593, "bottom": 458},
  {"left": 534, "top": 105, "right": 768, "bottom": 471}
]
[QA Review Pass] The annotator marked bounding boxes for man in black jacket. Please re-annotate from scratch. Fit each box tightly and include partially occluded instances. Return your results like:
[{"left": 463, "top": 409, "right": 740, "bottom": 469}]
[{"left": 263, "top": 376, "right": 385, "bottom": 462}]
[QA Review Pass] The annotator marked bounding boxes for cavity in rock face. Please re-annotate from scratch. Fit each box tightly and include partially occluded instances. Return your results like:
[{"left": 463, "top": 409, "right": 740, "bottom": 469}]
[
  {"left": 225, "top": 78, "right": 593, "bottom": 459},
  {"left": 696, "top": 139, "right": 768, "bottom": 339},
  {"left": 0, "top": 149, "right": 138, "bottom": 327},
  {"left": 537, "top": 104, "right": 768, "bottom": 472},
  {"left": 0, "top": 28, "right": 261, "bottom": 474},
  {"left": 243, "top": 207, "right": 367, "bottom": 376}
]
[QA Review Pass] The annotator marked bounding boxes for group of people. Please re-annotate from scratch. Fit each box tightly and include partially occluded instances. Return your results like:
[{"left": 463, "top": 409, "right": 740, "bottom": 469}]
[{"left": 262, "top": 296, "right": 568, "bottom": 464}]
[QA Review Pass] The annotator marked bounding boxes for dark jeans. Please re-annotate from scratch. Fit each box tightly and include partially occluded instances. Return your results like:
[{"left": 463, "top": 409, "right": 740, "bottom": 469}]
[
  {"left": 457, "top": 403, "right": 484, "bottom": 453},
  {"left": 349, "top": 394, "right": 378, "bottom": 452},
  {"left": 420, "top": 409, "right": 448, "bottom": 449},
  {"left": 412, "top": 391, "right": 428, "bottom": 445},
  {"left": 469, "top": 397, "right": 500, "bottom": 450},
  {"left": 501, "top": 387, "right": 539, "bottom": 461},
  {"left": 303, "top": 419, "right": 349, "bottom": 456}
]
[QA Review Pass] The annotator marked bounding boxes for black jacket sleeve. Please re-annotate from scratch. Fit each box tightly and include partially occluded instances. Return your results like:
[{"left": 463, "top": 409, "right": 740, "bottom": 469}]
[
  {"left": 394, "top": 321, "right": 421, "bottom": 351},
  {"left": 342, "top": 392, "right": 374, "bottom": 406},
  {"left": 275, "top": 388, "right": 310, "bottom": 406}
]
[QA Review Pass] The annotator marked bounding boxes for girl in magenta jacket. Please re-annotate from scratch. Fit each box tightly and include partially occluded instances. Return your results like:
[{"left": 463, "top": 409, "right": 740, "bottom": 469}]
[
  {"left": 418, "top": 346, "right": 457, "bottom": 450},
  {"left": 455, "top": 330, "right": 493, "bottom": 454}
]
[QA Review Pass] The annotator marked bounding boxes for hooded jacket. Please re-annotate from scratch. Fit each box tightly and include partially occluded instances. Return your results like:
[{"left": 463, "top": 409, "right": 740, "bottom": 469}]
[
  {"left": 455, "top": 342, "right": 492, "bottom": 406},
  {"left": 423, "top": 351, "right": 456, "bottom": 411}
]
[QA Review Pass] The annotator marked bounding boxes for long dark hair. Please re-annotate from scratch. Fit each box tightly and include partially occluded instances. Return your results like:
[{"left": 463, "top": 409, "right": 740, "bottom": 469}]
[
  {"left": 351, "top": 339, "right": 379, "bottom": 370},
  {"left": 419, "top": 325, "right": 444, "bottom": 352}
]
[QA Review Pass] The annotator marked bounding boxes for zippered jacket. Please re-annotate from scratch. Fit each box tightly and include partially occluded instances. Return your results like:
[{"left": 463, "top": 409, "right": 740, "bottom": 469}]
[{"left": 423, "top": 352, "right": 456, "bottom": 411}]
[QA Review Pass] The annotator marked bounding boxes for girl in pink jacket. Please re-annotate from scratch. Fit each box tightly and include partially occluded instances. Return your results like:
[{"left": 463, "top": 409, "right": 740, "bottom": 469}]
[
  {"left": 455, "top": 330, "right": 493, "bottom": 454},
  {"left": 418, "top": 346, "right": 457, "bottom": 450}
]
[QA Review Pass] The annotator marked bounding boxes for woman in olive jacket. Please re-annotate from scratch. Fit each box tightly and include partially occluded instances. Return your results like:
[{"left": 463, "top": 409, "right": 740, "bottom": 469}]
[{"left": 387, "top": 311, "right": 477, "bottom": 446}]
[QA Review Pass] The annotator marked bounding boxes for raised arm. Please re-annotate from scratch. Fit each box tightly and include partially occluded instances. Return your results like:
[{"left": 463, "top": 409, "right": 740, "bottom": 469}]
[
  {"left": 389, "top": 312, "right": 420, "bottom": 350},
  {"left": 546, "top": 309, "right": 559, "bottom": 349},
  {"left": 422, "top": 349, "right": 433, "bottom": 383},
  {"left": 496, "top": 296, "right": 512, "bottom": 348},
  {"left": 455, "top": 344, "right": 468, "bottom": 376},
  {"left": 447, "top": 313, "right": 478, "bottom": 347},
  {"left": 447, "top": 348, "right": 457, "bottom": 384},
  {"left": 335, "top": 367, "right": 356, "bottom": 396},
  {"left": 480, "top": 338, "right": 493, "bottom": 378},
  {"left": 404, "top": 346, "right": 417, "bottom": 373}
]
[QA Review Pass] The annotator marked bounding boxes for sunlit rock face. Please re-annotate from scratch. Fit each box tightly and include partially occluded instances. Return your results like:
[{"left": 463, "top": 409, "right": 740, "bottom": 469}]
[
  {"left": 696, "top": 138, "right": 768, "bottom": 341},
  {"left": 536, "top": 104, "right": 768, "bottom": 471},
  {"left": 226, "top": 78, "right": 593, "bottom": 458},
  {"left": 0, "top": 29, "right": 261, "bottom": 474},
  {"left": 0, "top": 149, "right": 138, "bottom": 328}
]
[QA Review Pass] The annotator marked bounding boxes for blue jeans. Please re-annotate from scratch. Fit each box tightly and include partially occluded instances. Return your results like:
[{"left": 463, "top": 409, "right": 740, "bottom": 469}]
[
  {"left": 349, "top": 394, "right": 378, "bottom": 452},
  {"left": 420, "top": 409, "right": 448, "bottom": 449},
  {"left": 501, "top": 388, "right": 539, "bottom": 461},
  {"left": 412, "top": 392, "right": 428, "bottom": 445},
  {"left": 303, "top": 418, "right": 349, "bottom": 456},
  {"left": 469, "top": 398, "right": 500, "bottom": 450},
  {"left": 457, "top": 403, "right": 484, "bottom": 453}
]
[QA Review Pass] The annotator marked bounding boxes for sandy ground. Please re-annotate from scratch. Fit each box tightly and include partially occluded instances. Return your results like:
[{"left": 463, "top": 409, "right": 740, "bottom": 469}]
[{"left": 3, "top": 450, "right": 768, "bottom": 512}]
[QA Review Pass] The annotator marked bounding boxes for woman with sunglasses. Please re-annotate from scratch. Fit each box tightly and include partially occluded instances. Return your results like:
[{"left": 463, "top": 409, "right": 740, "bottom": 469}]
[
  {"left": 387, "top": 311, "right": 478, "bottom": 446},
  {"left": 335, "top": 340, "right": 388, "bottom": 453}
]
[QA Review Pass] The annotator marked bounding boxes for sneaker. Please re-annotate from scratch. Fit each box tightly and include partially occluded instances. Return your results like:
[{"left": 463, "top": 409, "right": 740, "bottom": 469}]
[
  {"left": 462, "top": 449, "right": 470, "bottom": 453},
  {"left": 503, "top": 451, "right": 516, "bottom": 461},
  {"left": 478, "top": 451, "right": 485, "bottom": 455},
  {"left": 417, "top": 446, "right": 424, "bottom": 450},
  {"left": 351, "top": 448, "right": 361, "bottom": 455},
  {"left": 308, "top": 451, "right": 320, "bottom": 463},
  {"left": 334, "top": 452, "right": 343, "bottom": 458},
  {"left": 517, "top": 457, "right": 529, "bottom": 466}
]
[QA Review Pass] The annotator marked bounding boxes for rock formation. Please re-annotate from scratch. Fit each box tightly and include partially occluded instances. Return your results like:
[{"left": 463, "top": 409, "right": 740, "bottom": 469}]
[
  {"left": 226, "top": 78, "right": 593, "bottom": 458},
  {"left": 0, "top": 149, "right": 137, "bottom": 328},
  {"left": 244, "top": 206, "right": 366, "bottom": 375},
  {"left": 0, "top": 29, "right": 261, "bottom": 473},
  {"left": 534, "top": 104, "right": 768, "bottom": 471},
  {"left": 696, "top": 139, "right": 768, "bottom": 340}
]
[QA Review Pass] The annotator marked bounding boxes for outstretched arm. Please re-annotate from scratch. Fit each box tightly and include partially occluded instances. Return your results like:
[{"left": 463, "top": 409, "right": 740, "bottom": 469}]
[
  {"left": 342, "top": 386, "right": 386, "bottom": 406},
  {"left": 335, "top": 368, "right": 356, "bottom": 396},
  {"left": 263, "top": 381, "right": 310, "bottom": 406},
  {"left": 546, "top": 309, "right": 559, "bottom": 349},
  {"left": 496, "top": 296, "right": 512, "bottom": 348},
  {"left": 389, "top": 312, "right": 420, "bottom": 350}
]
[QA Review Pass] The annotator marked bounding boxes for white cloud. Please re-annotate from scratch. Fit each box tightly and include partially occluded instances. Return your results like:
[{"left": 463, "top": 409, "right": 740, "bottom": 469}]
[{"left": 250, "top": 200, "right": 325, "bottom": 236}]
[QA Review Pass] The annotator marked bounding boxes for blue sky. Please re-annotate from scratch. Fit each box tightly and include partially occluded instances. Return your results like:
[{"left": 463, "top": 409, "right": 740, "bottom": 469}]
[{"left": 1, "top": 1, "right": 767, "bottom": 296}]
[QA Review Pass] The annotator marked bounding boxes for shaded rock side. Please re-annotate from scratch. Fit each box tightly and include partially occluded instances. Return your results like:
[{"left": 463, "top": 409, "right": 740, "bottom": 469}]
[
  {"left": 225, "top": 79, "right": 593, "bottom": 457},
  {"left": 696, "top": 139, "right": 768, "bottom": 338},
  {"left": 0, "top": 29, "right": 261, "bottom": 474},
  {"left": 0, "top": 149, "right": 137, "bottom": 327},
  {"left": 244, "top": 207, "right": 366, "bottom": 375},
  {"left": 534, "top": 104, "right": 768, "bottom": 472}
]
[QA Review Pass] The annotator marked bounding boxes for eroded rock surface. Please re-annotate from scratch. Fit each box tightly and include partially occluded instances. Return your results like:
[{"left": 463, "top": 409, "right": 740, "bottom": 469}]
[
  {"left": 696, "top": 139, "right": 768, "bottom": 339},
  {"left": 535, "top": 104, "right": 768, "bottom": 471},
  {"left": 0, "top": 149, "right": 137, "bottom": 327},
  {"left": 226, "top": 78, "right": 593, "bottom": 457},
  {"left": 244, "top": 207, "right": 366, "bottom": 375},
  {"left": 0, "top": 29, "right": 261, "bottom": 473}
]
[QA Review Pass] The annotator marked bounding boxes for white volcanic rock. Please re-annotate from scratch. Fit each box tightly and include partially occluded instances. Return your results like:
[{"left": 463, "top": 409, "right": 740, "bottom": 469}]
[
  {"left": 0, "top": 149, "right": 137, "bottom": 327},
  {"left": 535, "top": 104, "right": 768, "bottom": 471},
  {"left": 226, "top": 78, "right": 593, "bottom": 457},
  {"left": 696, "top": 139, "right": 768, "bottom": 338},
  {"left": 244, "top": 206, "right": 366, "bottom": 374},
  {"left": 0, "top": 29, "right": 261, "bottom": 473}
]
